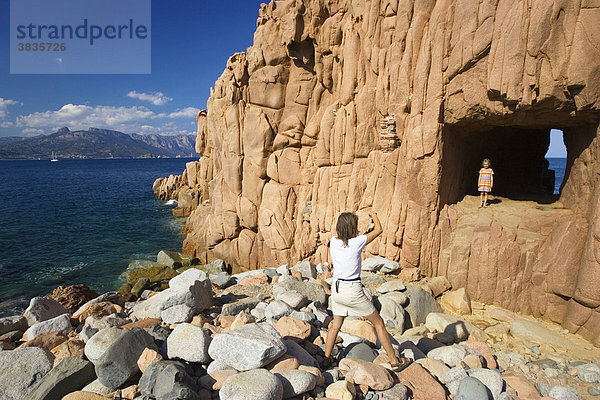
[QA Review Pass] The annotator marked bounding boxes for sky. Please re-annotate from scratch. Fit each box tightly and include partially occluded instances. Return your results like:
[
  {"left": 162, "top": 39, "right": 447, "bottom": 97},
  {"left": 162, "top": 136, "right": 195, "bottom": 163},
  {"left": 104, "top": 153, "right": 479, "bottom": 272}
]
[{"left": 0, "top": 0, "right": 265, "bottom": 137}]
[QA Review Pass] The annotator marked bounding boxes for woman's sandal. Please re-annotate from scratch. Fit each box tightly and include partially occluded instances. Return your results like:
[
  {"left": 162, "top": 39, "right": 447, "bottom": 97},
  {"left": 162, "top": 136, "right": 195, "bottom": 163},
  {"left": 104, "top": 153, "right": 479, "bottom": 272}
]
[{"left": 390, "top": 357, "right": 412, "bottom": 372}]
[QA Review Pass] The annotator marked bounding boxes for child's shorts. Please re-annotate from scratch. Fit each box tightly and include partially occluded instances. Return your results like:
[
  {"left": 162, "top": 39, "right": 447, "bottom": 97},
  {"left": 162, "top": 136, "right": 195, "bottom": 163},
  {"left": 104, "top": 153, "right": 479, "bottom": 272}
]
[
  {"left": 479, "top": 187, "right": 492, "bottom": 192},
  {"left": 330, "top": 280, "right": 376, "bottom": 317}
]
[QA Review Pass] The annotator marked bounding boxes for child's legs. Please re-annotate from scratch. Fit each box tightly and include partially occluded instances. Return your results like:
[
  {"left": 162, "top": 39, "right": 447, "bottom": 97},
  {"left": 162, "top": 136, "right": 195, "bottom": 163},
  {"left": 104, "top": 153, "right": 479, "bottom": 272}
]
[
  {"left": 484, "top": 192, "right": 489, "bottom": 204},
  {"left": 324, "top": 315, "right": 345, "bottom": 358},
  {"left": 480, "top": 191, "right": 484, "bottom": 204}
]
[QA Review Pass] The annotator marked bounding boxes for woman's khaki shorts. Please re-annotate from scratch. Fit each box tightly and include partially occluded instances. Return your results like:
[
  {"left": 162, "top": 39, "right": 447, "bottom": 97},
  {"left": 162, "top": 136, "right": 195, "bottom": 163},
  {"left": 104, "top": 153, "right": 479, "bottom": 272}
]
[{"left": 330, "top": 280, "right": 376, "bottom": 317}]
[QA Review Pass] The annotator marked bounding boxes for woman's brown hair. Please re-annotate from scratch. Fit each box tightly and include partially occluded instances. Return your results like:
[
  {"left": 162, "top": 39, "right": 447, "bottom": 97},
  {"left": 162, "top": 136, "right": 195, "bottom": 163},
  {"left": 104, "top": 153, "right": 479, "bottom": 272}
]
[{"left": 336, "top": 212, "right": 358, "bottom": 247}]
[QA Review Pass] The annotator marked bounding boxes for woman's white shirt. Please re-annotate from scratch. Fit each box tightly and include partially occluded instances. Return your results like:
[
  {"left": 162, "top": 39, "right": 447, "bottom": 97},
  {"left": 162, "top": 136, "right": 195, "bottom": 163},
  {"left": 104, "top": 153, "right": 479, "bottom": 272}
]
[{"left": 330, "top": 234, "right": 367, "bottom": 280}]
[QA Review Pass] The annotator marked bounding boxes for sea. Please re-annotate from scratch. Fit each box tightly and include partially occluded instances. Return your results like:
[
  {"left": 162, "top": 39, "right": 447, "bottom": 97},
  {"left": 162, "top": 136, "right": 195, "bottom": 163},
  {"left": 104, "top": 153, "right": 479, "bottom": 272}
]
[
  {"left": 0, "top": 158, "right": 195, "bottom": 317},
  {"left": 0, "top": 157, "right": 568, "bottom": 317}
]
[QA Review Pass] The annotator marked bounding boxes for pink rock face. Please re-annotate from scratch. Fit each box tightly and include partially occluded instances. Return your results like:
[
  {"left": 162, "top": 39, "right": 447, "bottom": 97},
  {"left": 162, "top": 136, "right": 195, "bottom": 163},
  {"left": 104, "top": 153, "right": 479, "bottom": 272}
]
[{"left": 155, "top": 0, "right": 600, "bottom": 345}]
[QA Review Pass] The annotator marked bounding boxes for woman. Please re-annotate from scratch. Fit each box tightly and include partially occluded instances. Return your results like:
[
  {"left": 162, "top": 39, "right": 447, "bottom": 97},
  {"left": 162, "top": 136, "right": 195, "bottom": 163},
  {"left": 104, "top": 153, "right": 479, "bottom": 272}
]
[{"left": 322, "top": 211, "right": 409, "bottom": 372}]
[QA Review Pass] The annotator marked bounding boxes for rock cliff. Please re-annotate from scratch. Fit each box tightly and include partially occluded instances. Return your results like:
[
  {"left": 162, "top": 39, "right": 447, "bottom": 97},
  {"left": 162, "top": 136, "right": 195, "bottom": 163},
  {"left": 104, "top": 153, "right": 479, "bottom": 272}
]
[{"left": 154, "top": 0, "right": 600, "bottom": 345}]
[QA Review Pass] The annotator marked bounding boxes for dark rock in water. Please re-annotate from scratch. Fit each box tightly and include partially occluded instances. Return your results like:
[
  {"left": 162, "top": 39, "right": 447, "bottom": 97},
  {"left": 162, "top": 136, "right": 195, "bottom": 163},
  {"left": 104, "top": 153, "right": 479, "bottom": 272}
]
[
  {"left": 139, "top": 360, "right": 200, "bottom": 399},
  {"left": 47, "top": 284, "right": 99, "bottom": 313},
  {"left": 0, "top": 315, "right": 27, "bottom": 335},
  {"left": 95, "top": 327, "right": 158, "bottom": 390},
  {"left": 26, "top": 357, "right": 96, "bottom": 400},
  {"left": 0, "top": 347, "right": 54, "bottom": 400},
  {"left": 342, "top": 342, "right": 378, "bottom": 362},
  {"left": 456, "top": 376, "right": 492, "bottom": 400},
  {"left": 131, "top": 278, "right": 151, "bottom": 297},
  {"left": 126, "top": 265, "right": 178, "bottom": 285}
]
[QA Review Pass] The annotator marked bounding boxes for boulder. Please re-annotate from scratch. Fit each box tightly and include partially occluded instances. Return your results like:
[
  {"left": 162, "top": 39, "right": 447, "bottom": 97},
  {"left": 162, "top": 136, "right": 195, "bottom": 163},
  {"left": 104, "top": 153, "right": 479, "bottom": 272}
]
[
  {"left": 220, "top": 369, "right": 284, "bottom": 400},
  {"left": 84, "top": 327, "right": 127, "bottom": 364},
  {"left": 404, "top": 285, "right": 442, "bottom": 328},
  {"left": 74, "top": 302, "right": 123, "bottom": 324},
  {"left": 51, "top": 338, "right": 86, "bottom": 365},
  {"left": 128, "top": 289, "right": 171, "bottom": 320},
  {"left": 284, "top": 339, "right": 318, "bottom": 367},
  {"left": 276, "top": 291, "right": 309, "bottom": 309},
  {"left": 267, "top": 354, "right": 301, "bottom": 372},
  {"left": 425, "top": 313, "right": 469, "bottom": 341},
  {"left": 440, "top": 288, "right": 472, "bottom": 315},
  {"left": 325, "top": 380, "right": 356, "bottom": 400},
  {"left": 340, "top": 318, "right": 377, "bottom": 344},
  {"left": 166, "top": 323, "right": 212, "bottom": 363},
  {"left": 208, "top": 323, "right": 287, "bottom": 371},
  {"left": 456, "top": 376, "right": 491, "bottom": 400},
  {"left": 428, "top": 344, "right": 471, "bottom": 367},
  {"left": 221, "top": 297, "right": 261, "bottom": 316},
  {"left": 131, "top": 278, "right": 150, "bottom": 297},
  {"left": 379, "top": 296, "right": 406, "bottom": 330},
  {"left": 209, "top": 271, "right": 232, "bottom": 288},
  {"left": 74, "top": 292, "right": 124, "bottom": 313},
  {"left": 18, "top": 331, "right": 68, "bottom": 350},
  {"left": 139, "top": 360, "right": 199, "bottom": 399},
  {"left": 361, "top": 257, "right": 400, "bottom": 274},
  {"left": 23, "top": 313, "right": 72, "bottom": 341},
  {"left": 575, "top": 363, "right": 600, "bottom": 383},
  {"left": 157, "top": 250, "right": 191, "bottom": 268},
  {"left": 239, "top": 272, "right": 270, "bottom": 286},
  {"left": 0, "top": 347, "right": 54, "bottom": 400},
  {"left": 63, "top": 392, "right": 109, "bottom": 400},
  {"left": 95, "top": 327, "right": 158, "bottom": 389},
  {"left": 265, "top": 300, "right": 294, "bottom": 320},
  {"left": 137, "top": 347, "right": 163, "bottom": 373},
  {"left": 291, "top": 261, "right": 317, "bottom": 279},
  {"left": 343, "top": 342, "right": 378, "bottom": 362},
  {"left": 272, "top": 278, "right": 327, "bottom": 306},
  {"left": 427, "top": 276, "right": 452, "bottom": 297},
  {"left": 159, "top": 268, "right": 213, "bottom": 324},
  {"left": 466, "top": 368, "right": 504, "bottom": 400},
  {"left": 26, "top": 357, "right": 96, "bottom": 400},
  {"left": 48, "top": 284, "right": 99, "bottom": 313},
  {"left": 548, "top": 386, "right": 581, "bottom": 400},
  {"left": 376, "top": 280, "right": 406, "bottom": 294},
  {"left": 199, "top": 369, "right": 238, "bottom": 390},
  {"left": 338, "top": 358, "right": 394, "bottom": 390},
  {"left": 0, "top": 315, "right": 27, "bottom": 335},
  {"left": 396, "top": 362, "right": 449, "bottom": 400},
  {"left": 275, "top": 369, "right": 317, "bottom": 398},
  {"left": 207, "top": 359, "right": 235, "bottom": 374},
  {"left": 126, "top": 265, "right": 178, "bottom": 285},
  {"left": 274, "top": 316, "right": 312, "bottom": 341},
  {"left": 23, "top": 296, "right": 69, "bottom": 326}
]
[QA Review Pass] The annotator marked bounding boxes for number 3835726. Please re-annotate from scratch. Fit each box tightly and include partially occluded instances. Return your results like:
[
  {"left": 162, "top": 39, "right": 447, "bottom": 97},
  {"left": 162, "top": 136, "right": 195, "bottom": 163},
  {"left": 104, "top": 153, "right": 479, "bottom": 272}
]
[{"left": 17, "top": 43, "right": 66, "bottom": 51}]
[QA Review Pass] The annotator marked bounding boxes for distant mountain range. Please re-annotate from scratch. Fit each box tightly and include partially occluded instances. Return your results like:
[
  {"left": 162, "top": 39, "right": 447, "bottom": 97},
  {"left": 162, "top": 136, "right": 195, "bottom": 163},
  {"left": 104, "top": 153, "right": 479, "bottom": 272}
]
[{"left": 0, "top": 128, "right": 198, "bottom": 159}]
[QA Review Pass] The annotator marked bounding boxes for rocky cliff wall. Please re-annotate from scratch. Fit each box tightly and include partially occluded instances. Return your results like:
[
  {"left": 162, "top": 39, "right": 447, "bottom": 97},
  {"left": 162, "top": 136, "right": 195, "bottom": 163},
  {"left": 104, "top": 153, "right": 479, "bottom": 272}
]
[{"left": 154, "top": 0, "right": 600, "bottom": 345}]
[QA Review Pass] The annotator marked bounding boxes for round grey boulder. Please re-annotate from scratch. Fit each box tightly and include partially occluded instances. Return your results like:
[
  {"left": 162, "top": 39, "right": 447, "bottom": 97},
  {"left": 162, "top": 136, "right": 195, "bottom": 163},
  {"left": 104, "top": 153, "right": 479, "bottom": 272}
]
[
  {"left": 456, "top": 376, "right": 492, "bottom": 400},
  {"left": 167, "top": 323, "right": 212, "bottom": 363},
  {"left": 275, "top": 369, "right": 317, "bottom": 398},
  {"left": 220, "top": 369, "right": 283, "bottom": 400}
]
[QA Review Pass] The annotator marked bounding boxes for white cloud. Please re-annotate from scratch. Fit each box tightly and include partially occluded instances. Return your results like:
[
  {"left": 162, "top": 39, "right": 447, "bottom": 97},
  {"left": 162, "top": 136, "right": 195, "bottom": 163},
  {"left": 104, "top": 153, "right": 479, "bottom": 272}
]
[
  {"left": 12, "top": 103, "right": 198, "bottom": 137},
  {"left": 16, "top": 104, "right": 155, "bottom": 131},
  {"left": 0, "top": 98, "right": 20, "bottom": 119},
  {"left": 126, "top": 91, "right": 173, "bottom": 106},
  {"left": 0, "top": 121, "right": 14, "bottom": 128},
  {"left": 165, "top": 107, "right": 199, "bottom": 119},
  {"left": 21, "top": 128, "right": 45, "bottom": 136}
]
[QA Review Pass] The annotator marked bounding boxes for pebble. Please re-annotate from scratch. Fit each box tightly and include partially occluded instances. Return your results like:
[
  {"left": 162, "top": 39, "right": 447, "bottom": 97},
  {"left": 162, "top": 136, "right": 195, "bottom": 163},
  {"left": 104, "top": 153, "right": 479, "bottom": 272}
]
[
  {"left": 455, "top": 376, "right": 492, "bottom": 400},
  {"left": 548, "top": 385, "right": 581, "bottom": 400}
]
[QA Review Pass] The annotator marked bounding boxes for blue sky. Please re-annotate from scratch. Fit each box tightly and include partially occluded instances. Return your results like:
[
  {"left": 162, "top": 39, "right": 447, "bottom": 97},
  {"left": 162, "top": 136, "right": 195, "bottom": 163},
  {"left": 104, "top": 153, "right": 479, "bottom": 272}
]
[{"left": 0, "top": 0, "right": 265, "bottom": 137}]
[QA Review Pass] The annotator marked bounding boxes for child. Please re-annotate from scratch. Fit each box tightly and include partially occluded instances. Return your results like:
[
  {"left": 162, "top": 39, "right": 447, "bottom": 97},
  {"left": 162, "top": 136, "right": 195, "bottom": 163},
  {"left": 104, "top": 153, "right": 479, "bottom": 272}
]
[
  {"left": 322, "top": 211, "right": 410, "bottom": 372},
  {"left": 478, "top": 158, "right": 494, "bottom": 208}
]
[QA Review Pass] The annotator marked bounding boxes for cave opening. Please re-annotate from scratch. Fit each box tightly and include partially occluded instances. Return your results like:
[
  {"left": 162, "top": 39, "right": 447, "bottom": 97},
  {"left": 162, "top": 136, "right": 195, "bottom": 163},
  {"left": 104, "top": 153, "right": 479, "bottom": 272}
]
[
  {"left": 439, "top": 125, "right": 560, "bottom": 206},
  {"left": 545, "top": 129, "right": 567, "bottom": 195}
]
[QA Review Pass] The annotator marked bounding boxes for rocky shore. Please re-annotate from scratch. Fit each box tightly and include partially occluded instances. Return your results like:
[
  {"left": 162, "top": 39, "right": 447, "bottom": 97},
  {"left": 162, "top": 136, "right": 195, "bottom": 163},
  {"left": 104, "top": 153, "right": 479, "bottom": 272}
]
[{"left": 1, "top": 251, "right": 599, "bottom": 400}]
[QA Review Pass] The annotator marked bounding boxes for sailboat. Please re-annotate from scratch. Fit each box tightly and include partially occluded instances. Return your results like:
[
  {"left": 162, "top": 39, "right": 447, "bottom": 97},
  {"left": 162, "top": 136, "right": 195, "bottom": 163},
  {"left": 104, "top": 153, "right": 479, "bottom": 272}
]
[{"left": 50, "top": 152, "right": 58, "bottom": 162}]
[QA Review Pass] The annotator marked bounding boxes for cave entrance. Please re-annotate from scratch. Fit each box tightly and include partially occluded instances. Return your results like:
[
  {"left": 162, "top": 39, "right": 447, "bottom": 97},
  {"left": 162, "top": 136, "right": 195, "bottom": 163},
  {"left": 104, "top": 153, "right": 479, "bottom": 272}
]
[
  {"left": 439, "top": 125, "right": 559, "bottom": 205},
  {"left": 545, "top": 129, "right": 567, "bottom": 195}
]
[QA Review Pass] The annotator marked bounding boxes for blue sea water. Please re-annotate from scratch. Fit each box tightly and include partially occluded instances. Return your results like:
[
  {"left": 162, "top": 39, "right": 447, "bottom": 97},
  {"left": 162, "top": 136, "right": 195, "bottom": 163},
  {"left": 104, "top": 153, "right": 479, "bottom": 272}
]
[
  {"left": 0, "top": 158, "right": 194, "bottom": 316},
  {"left": 547, "top": 157, "right": 567, "bottom": 194}
]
